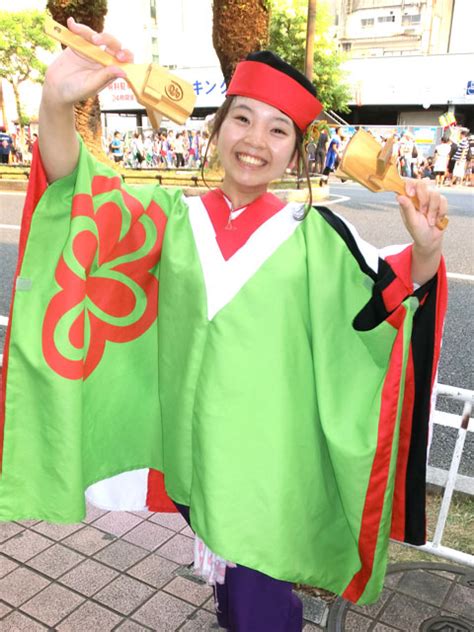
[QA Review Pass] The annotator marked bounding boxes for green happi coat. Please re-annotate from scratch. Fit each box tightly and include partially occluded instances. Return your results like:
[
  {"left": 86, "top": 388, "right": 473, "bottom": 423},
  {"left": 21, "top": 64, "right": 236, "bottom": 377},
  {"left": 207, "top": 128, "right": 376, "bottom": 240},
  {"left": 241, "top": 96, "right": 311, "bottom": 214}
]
[{"left": 0, "top": 142, "right": 447, "bottom": 604}]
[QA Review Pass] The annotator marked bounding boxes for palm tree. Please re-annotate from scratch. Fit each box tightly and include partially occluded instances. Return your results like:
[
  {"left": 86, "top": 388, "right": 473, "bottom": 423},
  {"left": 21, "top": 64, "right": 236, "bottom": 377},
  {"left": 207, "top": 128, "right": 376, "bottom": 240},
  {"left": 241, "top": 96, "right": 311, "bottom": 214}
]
[
  {"left": 46, "top": 0, "right": 108, "bottom": 159},
  {"left": 213, "top": 0, "right": 271, "bottom": 86}
]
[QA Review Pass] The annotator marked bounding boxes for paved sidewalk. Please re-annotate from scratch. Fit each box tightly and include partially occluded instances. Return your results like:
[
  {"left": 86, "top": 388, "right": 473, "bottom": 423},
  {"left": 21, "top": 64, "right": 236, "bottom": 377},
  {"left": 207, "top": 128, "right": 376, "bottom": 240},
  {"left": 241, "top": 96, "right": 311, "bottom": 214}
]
[
  {"left": 327, "top": 563, "right": 474, "bottom": 632},
  {"left": 1, "top": 504, "right": 473, "bottom": 631},
  {"left": 0, "top": 505, "right": 322, "bottom": 631}
]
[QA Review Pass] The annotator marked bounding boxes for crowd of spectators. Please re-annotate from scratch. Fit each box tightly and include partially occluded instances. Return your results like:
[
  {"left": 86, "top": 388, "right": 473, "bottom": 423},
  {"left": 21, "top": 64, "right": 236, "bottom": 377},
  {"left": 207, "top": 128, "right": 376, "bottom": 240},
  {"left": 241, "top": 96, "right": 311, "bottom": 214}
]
[
  {"left": 105, "top": 128, "right": 210, "bottom": 170},
  {"left": 0, "top": 126, "right": 38, "bottom": 165},
  {"left": 306, "top": 126, "right": 473, "bottom": 188},
  {"left": 401, "top": 128, "right": 473, "bottom": 187},
  {"left": 1, "top": 122, "right": 471, "bottom": 189}
]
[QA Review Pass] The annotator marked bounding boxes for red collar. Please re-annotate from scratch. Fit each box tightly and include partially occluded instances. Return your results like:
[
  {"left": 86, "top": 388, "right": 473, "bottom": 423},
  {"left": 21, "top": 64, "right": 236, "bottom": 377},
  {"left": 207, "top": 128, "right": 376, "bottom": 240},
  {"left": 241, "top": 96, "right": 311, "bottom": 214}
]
[{"left": 200, "top": 189, "right": 285, "bottom": 260}]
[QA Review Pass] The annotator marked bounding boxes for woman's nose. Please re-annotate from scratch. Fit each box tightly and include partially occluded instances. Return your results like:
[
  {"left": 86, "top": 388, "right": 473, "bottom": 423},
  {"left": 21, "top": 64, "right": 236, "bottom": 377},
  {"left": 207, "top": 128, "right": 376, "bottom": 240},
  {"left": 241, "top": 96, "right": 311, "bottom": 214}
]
[{"left": 244, "top": 123, "right": 267, "bottom": 148}]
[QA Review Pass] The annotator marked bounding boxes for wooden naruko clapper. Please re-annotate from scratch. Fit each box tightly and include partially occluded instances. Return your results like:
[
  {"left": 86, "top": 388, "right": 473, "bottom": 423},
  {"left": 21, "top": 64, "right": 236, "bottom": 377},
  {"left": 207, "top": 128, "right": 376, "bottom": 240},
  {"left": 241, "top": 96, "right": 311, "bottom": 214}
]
[
  {"left": 335, "top": 128, "right": 448, "bottom": 231},
  {"left": 45, "top": 16, "right": 196, "bottom": 128}
]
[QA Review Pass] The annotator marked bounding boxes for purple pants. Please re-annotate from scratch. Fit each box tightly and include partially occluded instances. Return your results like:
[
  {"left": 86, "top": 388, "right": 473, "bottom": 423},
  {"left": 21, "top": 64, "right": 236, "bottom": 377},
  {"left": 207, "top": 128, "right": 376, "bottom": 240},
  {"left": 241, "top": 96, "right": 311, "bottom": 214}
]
[{"left": 174, "top": 503, "right": 303, "bottom": 632}]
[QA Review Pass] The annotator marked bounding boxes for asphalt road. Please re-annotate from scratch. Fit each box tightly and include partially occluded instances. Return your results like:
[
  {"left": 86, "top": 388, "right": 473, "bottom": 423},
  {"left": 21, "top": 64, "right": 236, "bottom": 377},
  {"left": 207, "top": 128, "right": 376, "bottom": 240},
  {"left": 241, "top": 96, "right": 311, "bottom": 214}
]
[{"left": 0, "top": 182, "right": 473, "bottom": 475}]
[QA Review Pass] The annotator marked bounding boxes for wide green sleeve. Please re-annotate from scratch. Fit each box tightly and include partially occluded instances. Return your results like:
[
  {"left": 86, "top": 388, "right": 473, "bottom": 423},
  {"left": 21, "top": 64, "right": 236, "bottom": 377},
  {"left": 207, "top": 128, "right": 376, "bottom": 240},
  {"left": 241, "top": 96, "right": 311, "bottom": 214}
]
[
  {"left": 304, "top": 207, "right": 446, "bottom": 604},
  {"left": 0, "top": 141, "right": 182, "bottom": 522}
]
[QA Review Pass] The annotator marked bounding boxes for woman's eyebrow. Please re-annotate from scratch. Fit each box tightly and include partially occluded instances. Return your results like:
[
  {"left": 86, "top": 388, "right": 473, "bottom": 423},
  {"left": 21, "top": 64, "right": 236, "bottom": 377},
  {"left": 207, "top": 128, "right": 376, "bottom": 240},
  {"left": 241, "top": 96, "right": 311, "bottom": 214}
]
[
  {"left": 231, "top": 103, "right": 292, "bottom": 126},
  {"left": 272, "top": 116, "right": 292, "bottom": 127}
]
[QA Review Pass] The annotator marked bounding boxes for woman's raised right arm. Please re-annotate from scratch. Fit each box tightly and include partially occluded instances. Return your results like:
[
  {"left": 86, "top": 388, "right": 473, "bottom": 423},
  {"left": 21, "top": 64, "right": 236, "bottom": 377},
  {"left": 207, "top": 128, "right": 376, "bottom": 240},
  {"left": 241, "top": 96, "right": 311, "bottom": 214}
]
[{"left": 39, "top": 17, "right": 132, "bottom": 183}]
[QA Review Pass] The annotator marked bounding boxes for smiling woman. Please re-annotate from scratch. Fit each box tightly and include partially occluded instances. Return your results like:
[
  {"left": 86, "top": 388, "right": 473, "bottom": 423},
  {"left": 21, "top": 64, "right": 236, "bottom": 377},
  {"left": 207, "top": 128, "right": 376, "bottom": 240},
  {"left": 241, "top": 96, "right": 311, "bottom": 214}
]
[
  {"left": 0, "top": 19, "right": 449, "bottom": 632},
  {"left": 215, "top": 97, "right": 298, "bottom": 207}
]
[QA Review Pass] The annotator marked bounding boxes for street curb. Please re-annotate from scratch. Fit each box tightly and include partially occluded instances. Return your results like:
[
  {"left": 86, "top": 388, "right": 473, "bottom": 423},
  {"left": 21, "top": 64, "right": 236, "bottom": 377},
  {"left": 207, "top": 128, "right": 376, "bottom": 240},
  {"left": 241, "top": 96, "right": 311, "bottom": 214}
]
[
  {"left": 0, "top": 180, "right": 28, "bottom": 192},
  {"left": 296, "top": 590, "right": 330, "bottom": 627},
  {"left": 0, "top": 180, "right": 331, "bottom": 202}
]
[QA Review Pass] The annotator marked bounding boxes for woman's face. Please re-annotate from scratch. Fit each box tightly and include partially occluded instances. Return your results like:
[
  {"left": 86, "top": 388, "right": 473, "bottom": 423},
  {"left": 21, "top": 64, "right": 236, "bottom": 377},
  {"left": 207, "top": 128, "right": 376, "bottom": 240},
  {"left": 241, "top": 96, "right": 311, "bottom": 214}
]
[{"left": 216, "top": 96, "right": 297, "bottom": 202}]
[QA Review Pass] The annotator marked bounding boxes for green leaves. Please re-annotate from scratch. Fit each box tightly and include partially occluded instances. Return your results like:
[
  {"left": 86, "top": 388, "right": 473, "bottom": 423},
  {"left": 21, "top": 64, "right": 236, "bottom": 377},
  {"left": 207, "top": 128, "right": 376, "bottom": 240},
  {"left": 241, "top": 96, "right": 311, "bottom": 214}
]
[
  {"left": 269, "top": 0, "right": 351, "bottom": 113},
  {"left": 0, "top": 10, "right": 55, "bottom": 86}
]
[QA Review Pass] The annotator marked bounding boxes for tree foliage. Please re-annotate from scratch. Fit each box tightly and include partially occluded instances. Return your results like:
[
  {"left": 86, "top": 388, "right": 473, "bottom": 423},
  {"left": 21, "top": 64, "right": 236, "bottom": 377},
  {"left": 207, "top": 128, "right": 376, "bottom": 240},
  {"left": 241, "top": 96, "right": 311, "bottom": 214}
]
[
  {"left": 213, "top": 0, "right": 271, "bottom": 85},
  {"left": 46, "top": 0, "right": 108, "bottom": 158},
  {"left": 0, "top": 10, "right": 55, "bottom": 127},
  {"left": 269, "top": 0, "right": 351, "bottom": 113},
  {"left": 46, "top": 0, "right": 108, "bottom": 33}
]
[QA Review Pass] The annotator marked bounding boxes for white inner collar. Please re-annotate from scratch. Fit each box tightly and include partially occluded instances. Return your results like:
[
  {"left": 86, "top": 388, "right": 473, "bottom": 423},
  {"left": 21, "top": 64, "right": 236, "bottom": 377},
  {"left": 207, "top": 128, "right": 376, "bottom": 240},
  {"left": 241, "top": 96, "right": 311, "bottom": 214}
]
[{"left": 222, "top": 193, "right": 248, "bottom": 219}]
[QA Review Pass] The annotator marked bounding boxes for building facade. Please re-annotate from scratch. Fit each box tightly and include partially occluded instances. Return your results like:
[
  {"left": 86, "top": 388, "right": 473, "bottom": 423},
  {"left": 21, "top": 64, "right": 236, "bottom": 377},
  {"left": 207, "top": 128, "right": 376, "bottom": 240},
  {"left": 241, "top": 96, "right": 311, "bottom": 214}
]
[
  {"left": 100, "top": 0, "right": 225, "bottom": 134},
  {"left": 0, "top": 0, "right": 472, "bottom": 134},
  {"left": 335, "top": 0, "right": 455, "bottom": 57},
  {"left": 333, "top": 0, "right": 474, "bottom": 128}
]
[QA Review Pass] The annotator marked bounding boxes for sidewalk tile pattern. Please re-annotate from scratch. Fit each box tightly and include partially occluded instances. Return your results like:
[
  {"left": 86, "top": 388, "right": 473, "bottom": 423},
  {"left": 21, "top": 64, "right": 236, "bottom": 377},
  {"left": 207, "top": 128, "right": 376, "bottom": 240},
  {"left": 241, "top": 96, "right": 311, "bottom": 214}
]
[
  {"left": 1, "top": 504, "right": 472, "bottom": 631},
  {"left": 327, "top": 562, "right": 474, "bottom": 632}
]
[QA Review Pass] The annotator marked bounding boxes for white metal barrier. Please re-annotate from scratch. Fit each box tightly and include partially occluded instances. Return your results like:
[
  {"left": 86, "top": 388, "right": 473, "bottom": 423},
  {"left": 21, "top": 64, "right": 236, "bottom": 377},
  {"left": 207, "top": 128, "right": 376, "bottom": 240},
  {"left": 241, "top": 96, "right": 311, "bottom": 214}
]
[
  {"left": 0, "top": 316, "right": 473, "bottom": 566},
  {"left": 400, "top": 383, "right": 474, "bottom": 567}
]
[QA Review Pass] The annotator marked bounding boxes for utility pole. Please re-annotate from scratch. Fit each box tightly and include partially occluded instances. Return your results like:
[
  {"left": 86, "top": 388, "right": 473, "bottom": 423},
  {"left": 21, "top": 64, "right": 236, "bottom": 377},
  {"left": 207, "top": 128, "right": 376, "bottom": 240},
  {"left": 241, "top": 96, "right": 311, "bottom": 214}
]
[{"left": 304, "top": 0, "right": 317, "bottom": 80}]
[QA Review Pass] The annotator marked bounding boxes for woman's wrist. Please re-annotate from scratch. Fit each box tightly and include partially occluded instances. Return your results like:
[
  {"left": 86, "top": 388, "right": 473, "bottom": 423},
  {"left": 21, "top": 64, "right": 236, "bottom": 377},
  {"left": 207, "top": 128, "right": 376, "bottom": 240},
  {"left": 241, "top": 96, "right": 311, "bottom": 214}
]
[
  {"left": 411, "top": 242, "right": 442, "bottom": 286},
  {"left": 41, "top": 83, "right": 76, "bottom": 112}
]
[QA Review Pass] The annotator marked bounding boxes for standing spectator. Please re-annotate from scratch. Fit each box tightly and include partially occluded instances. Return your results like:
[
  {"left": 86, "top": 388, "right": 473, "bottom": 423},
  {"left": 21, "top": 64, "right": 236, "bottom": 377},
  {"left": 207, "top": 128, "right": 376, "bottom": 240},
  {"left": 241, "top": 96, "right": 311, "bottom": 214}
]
[
  {"left": 306, "top": 138, "right": 316, "bottom": 175},
  {"left": 398, "top": 132, "right": 414, "bottom": 178},
  {"left": 451, "top": 129, "right": 470, "bottom": 186},
  {"left": 323, "top": 127, "right": 344, "bottom": 178},
  {"left": 445, "top": 137, "right": 458, "bottom": 185},
  {"left": 199, "top": 131, "right": 209, "bottom": 167},
  {"left": 187, "top": 130, "right": 198, "bottom": 168},
  {"left": 23, "top": 133, "right": 38, "bottom": 165},
  {"left": 194, "top": 130, "right": 203, "bottom": 167},
  {"left": 158, "top": 132, "right": 167, "bottom": 166},
  {"left": 410, "top": 141, "right": 420, "bottom": 178},
  {"left": 174, "top": 132, "right": 185, "bottom": 168},
  {"left": 314, "top": 128, "right": 328, "bottom": 175},
  {"left": 152, "top": 134, "right": 161, "bottom": 167},
  {"left": 143, "top": 134, "right": 154, "bottom": 168},
  {"left": 130, "top": 132, "right": 145, "bottom": 168},
  {"left": 109, "top": 131, "right": 124, "bottom": 163},
  {"left": 182, "top": 131, "right": 190, "bottom": 165},
  {"left": 0, "top": 126, "right": 13, "bottom": 164},
  {"left": 164, "top": 130, "right": 175, "bottom": 167},
  {"left": 467, "top": 134, "right": 474, "bottom": 187},
  {"left": 432, "top": 136, "right": 451, "bottom": 186}
]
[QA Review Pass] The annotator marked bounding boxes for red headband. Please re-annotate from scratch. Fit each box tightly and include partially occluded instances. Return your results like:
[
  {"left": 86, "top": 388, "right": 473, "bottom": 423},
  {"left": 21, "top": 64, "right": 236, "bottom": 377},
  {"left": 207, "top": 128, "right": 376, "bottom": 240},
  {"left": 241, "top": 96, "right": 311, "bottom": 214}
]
[{"left": 227, "top": 61, "right": 323, "bottom": 132}]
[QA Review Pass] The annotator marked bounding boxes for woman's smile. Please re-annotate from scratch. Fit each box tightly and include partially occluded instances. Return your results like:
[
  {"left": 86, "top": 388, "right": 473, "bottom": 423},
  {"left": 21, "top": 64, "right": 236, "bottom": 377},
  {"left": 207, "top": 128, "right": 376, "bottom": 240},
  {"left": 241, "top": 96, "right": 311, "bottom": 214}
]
[
  {"left": 216, "top": 96, "right": 297, "bottom": 207},
  {"left": 235, "top": 152, "right": 268, "bottom": 168}
]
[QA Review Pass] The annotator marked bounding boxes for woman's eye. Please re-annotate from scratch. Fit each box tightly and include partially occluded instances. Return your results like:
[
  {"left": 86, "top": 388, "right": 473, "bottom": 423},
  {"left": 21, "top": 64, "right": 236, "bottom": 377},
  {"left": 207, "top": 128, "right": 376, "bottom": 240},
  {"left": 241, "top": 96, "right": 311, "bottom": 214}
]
[
  {"left": 273, "top": 128, "right": 287, "bottom": 136},
  {"left": 234, "top": 115, "right": 249, "bottom": 123}
]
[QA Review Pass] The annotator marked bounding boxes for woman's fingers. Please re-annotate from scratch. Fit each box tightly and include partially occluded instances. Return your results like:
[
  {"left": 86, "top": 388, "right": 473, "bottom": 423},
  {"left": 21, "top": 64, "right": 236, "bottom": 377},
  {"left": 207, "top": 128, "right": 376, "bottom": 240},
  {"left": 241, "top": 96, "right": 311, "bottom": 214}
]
[
  {"left": 406, "top": 178, "right": 429, "bottom": 215},
  {"left": 66, "top": 16, "right": 98, "bottom": 41},
  {"left": 66, "top": 16, "right": 133, "bottom": 63},
  {"left": 116, "top": 48, "right": 134, "bottom": 63},
  {"left": 91, "top": 31, "right": 123, "bottom": 54},
  {"left": 426, "top": 190, "right": 447, "bottom": 228},
  {"left": 398, "top": 177, "right": 448, "bottom": 241},
  {"left": 87, "top": 66, "right": 127, "bottom": 93}
]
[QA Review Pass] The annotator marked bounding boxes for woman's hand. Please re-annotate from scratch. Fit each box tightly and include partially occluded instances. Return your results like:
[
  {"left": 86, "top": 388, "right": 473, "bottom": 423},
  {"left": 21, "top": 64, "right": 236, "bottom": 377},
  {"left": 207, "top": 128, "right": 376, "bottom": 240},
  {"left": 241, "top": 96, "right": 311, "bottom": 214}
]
[
  {"left": 40, "top": 18, "right": 134, "bottom": 183},
  {"left": 43, "top": 17, "right": 133, "bottom": 107},
  {"left": 396, "top": 179, "right": 447, "bottom": 286}
]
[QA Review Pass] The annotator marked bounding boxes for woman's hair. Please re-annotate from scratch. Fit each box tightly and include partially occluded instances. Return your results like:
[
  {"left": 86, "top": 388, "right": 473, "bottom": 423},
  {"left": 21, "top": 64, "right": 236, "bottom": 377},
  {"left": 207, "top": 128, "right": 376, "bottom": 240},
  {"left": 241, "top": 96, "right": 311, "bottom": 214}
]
[{"left": 201, "top": 96, "right": 313, "bottom": 218}]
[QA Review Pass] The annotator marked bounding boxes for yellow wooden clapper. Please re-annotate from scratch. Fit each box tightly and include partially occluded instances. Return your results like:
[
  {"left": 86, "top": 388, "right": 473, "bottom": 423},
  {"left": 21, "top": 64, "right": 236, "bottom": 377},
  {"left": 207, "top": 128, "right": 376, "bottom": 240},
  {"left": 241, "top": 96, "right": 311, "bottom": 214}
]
[
  {"left": 335, "top": 128, "right": 448, "bottom": 231},
  {"left": 44, "top": 16, "right": 196, "bottom": 128}
]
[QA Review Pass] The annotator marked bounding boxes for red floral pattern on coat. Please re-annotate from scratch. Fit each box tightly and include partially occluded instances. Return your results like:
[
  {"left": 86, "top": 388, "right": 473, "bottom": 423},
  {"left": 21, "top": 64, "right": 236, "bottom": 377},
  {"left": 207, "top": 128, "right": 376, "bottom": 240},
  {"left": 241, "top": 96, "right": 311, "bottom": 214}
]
[{"left": 42, "top": 175, "right": 167, "bottom": 380}]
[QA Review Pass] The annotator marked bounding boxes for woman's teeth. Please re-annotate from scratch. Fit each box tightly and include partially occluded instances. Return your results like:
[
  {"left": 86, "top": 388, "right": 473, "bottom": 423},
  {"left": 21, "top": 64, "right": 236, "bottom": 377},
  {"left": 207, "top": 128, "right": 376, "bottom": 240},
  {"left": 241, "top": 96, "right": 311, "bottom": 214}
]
[{"left": 237, "top": 153, "right": 265, "bottom": 166}]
